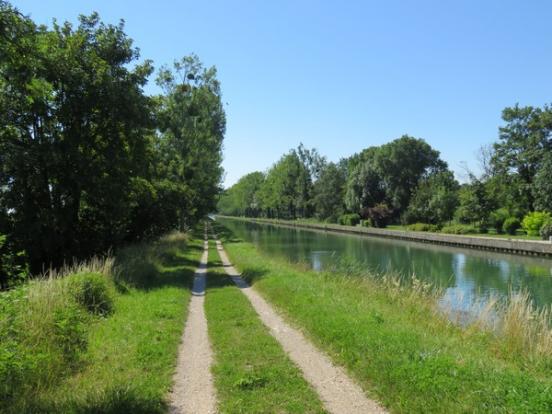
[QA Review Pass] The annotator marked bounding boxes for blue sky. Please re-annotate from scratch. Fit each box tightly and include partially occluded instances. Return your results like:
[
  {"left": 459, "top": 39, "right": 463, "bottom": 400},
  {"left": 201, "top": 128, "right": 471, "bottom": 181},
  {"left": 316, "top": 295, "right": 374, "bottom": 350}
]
[{"left": 14, "top": 0, "right": 552, "bottom": 187}]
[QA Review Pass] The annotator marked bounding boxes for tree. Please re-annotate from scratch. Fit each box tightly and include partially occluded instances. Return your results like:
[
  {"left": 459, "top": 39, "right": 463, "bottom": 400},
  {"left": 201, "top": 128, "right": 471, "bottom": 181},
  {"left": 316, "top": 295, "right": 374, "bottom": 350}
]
[
  {"left": 313, "top": 162, "right": 346, "bottom": 221},
  {"left": 155, "top": 55, "right": 226, "bottom": 226},
  {"left": 344, "top": 136, "right": 446, "bottom": 217},
  {"left": 491, "top": 105, "right": 552, "bottom": 212},
  {"left": 404, "top": 171, "right": 459, "bottom": 224},
  {"left": 455, "top": 177, "right": 495, "bottom": 229},
  {"left": 217, "top": 172, "right": 265, "bottom": 217},
  {"left": 0, "top": 7, "right": 155, "bottom": 270},
  {"left": 533, "top": 152, "right": 552, "bottom": 213}
]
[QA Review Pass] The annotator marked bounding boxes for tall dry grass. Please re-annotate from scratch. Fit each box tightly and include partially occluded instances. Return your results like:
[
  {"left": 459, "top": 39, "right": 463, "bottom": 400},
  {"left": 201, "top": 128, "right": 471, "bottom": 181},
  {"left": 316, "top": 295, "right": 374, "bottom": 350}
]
[{"left": 326, "top": 254, "right": 552, "bottom": 366}]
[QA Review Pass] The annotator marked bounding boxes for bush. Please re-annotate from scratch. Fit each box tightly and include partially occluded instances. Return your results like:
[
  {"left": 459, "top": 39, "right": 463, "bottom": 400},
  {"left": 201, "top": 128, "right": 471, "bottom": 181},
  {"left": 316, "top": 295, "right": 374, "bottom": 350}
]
[
  {"left": 362, "top": 203, "right": 392, "bottom": 228},
  {"left": 360, "top": 219, "right": 372, "bottom": 227},
  {"left": 521, "top": 211, "right": 551, "bottom": 236},
  {"left": 407, "top": 223, "right": 440, "bottom": 232},
  {"left": 540, "top": 219, "right": 552, "bottom": 240},
  {"left": 338, "top": 213, "right": 361, "bottom": 226},
  {"left": 0, "top": 278, "right": 90, "bottom": 409},
  {"left": 440, "top": 224, "right": 479, "bottom": 234},
  {"left": 489, "top": 208, "right": 510, "bottom": 234},
  {"left": 503, "top": 217, "right": 521, "bottom": 235},
  {"left": 67, "top": 272, "right": 115, "bottom": 315}
]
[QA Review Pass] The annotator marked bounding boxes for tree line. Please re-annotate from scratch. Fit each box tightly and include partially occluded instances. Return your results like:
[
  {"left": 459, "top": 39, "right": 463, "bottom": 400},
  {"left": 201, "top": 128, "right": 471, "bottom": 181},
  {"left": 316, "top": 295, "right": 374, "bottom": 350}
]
[
  {"left": 218, "top": 106, "right": 552, "bottom": 239},
  {"left": 0, "top": 1, "right": 225, "bottom": 287}
]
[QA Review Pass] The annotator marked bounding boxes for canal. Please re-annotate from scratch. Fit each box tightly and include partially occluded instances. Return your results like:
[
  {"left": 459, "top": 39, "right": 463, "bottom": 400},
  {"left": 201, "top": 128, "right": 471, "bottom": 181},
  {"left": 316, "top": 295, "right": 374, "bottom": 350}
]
[{"left": 217, "top": 217, "right": 552, "bottom": 311}]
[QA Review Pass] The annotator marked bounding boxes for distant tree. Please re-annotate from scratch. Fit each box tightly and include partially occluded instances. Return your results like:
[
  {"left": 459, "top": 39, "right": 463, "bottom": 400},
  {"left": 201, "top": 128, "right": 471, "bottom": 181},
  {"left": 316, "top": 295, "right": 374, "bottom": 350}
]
[
  {"left": 345, "top": 136, "right": 446, "bottom": 217},
  {"left": 217, "top": 172, "right": 265, "bottom": 216},
  {"left": 533, "top": 152, "right": 552, "bottom": 213},
  {"left": 345, "top": 161, "right": 385, "bottom": 214},
  {"left": 313, "top": 162, "right": 346, "bottom": 222},
  {"left": 492, "top": 105, "right": 552, "bottom": 212},
  {"left": 404, "top": 171, "right": 459, "bottom": 225},
  {"left": 455, "top": 177, "right": 495, "bottom": 229}
]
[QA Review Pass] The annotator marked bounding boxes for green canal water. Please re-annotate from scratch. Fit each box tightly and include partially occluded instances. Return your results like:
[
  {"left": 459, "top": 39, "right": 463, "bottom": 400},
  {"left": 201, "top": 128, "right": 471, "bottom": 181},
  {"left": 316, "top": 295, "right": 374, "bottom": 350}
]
[{"left": 218, "top": 217, "right": 552, "bottom": 311}]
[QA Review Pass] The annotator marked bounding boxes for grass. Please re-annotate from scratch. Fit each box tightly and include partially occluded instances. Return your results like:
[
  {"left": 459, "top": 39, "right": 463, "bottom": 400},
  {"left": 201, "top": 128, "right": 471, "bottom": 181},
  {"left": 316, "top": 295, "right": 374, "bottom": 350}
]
[
  {"left": 204, "top": 242, "right": 325, "bottom": 414},
  {"left": 215, "top": 222, "right": 552, "bottom": 413},
  {"left": 0, "top": 230, "right": 203, "bottom": 413}
]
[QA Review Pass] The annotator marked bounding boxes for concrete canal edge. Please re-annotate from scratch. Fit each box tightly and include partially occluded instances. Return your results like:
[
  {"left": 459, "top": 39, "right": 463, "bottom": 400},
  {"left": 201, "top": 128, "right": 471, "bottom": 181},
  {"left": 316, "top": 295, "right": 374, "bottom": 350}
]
[{"left": 217, "top": 216, "right": 552, "bottom": 258}]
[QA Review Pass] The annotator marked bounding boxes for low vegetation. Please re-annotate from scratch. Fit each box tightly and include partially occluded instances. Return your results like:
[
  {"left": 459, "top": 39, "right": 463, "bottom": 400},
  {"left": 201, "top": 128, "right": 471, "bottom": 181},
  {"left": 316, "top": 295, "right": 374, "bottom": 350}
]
[
  {"left": 0, "top": 231, "right": 201, "bottom": 413},
  {"left": 205, "top": 244, "right": 324, "bottom": 413},
  {"left": 216, "top": 223, "right": 552, "bottom": 413}
]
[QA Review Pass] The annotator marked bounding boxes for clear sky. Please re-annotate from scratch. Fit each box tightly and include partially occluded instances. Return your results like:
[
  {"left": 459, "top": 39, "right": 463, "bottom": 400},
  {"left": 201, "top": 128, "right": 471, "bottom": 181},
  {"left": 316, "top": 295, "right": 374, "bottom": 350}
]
[{"left": 13, "top": 0, "right": 552, "bottom": 187}]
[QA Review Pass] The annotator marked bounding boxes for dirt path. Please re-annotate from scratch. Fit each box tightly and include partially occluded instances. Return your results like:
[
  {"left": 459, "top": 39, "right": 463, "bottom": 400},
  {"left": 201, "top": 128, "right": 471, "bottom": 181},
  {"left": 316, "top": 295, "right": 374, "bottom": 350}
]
[
  {"left": 214, "top": 239, "right": 387, "bottom": 414},
  {"left": 169, "top": 239, "right": 217, "bottom": 414}
]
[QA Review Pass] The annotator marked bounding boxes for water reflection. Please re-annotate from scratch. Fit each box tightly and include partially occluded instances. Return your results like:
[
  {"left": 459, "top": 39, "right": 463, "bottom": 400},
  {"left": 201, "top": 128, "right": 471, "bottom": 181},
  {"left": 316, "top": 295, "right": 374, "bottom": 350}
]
[{"left": 219, "top": 218, "right": 552, "bottom": 310}]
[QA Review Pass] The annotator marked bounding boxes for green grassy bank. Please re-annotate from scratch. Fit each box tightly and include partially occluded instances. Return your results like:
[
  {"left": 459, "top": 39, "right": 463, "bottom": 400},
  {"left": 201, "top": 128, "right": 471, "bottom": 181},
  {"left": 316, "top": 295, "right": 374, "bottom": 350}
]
[
  {"left": 0, "top": 231, "right": 202, "bottom": 413},
  {"left": 215, "top": 222, "right": 552, "bottom": 413},
  {"left": 204, "top": 242, "right": 325, "bottom": 413}
]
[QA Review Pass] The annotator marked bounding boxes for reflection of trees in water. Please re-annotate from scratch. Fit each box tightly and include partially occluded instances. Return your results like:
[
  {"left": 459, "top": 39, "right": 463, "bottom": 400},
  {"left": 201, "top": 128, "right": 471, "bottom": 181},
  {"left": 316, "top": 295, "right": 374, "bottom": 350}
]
[{"left": 221, "top": 219, "right": 552, "bottom": 308}]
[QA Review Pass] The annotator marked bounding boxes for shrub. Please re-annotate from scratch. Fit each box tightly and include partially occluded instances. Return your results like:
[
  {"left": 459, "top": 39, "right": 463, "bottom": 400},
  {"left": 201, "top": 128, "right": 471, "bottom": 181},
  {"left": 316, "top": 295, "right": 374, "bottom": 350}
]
[
  {"left": 522, "top": 212, "right": 551, "bottom": 236},
  {"left": 362, "top": 203, "right": 392, "bottom": 228},
  {"left": 360, "top": 219, "right": 372, "bottom": 227},
  {"left": 440, "top": 224, "right": 479, "bottom": 234},
  {"left": 503, "top": 217, "right": 521, "bottom": 235},
  {"left": 540, "top": 219, "right": 552, "bottom": 240},
  {"left": 338, "top": 213, "right": 361, "bottom": 226},
  {"left": 67, "top": 272, "right": 115, "bottom": 315},
  {"left": 407, "top": 223, "right": 440, "bottom": 232},
  {"left": 489, "top": 208, "right": 510, "bottom": 234}
]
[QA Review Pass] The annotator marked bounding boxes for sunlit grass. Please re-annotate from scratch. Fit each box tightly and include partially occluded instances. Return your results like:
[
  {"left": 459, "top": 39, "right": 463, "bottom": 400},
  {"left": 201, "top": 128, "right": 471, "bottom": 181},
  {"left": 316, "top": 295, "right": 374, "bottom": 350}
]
[{"left": 216, "top": 222, "right": 552, "bottom": 413}]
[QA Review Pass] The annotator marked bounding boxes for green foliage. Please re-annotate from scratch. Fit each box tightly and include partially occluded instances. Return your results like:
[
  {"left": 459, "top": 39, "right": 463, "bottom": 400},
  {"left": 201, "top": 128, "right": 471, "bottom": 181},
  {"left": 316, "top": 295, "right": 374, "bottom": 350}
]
[
  {"left": 522, "top": 212, "right": 551, "bottom": 236},
  {"left": 67, "top": 272, "right": 115, "bottom": 316},
  {"left": 492, "top": 105, "right": 552, "bottom": 213},
  {"left": 407, "top": 223, "right": 440, "bottom": 232},
  {"left": 0, "top": 233, "right": 28, "bottom": 289},
  {"left": 0, "top": 230, "right": 196, "bottom": 412},
  {"left": 360, "top": 219, "right": 372, "bottom": 227},
  {"left": 345, "top": 136, "right": 448, "bottom": 216},
  {"left": 539, "top": 219, "right": 552, "bottom": 240},
  {"left": 404, "top": 171, "right": 459, "bottom": 225},
  {"left": 338, "top": 213, "right": 361, "bottom": 226},
  {"left": 217, "top": 172, "right": 265, "bottom": 217},
  {"left": 455, "top": 178, "right": 495, "bottom": 228},
  {"left": 503, "top": 217, "right": 521, "bottom": 235},
  {"left": 313, "top": 162, "right": 346, "bottom": 221},
  {"left": 533, "top": 152, "right": 552, "bottom": 213},
  {"left": 0, "top": 3, "right": 225, "bottom": 277},
  {"left": 255, "top": 145, "right": 324, "bottom": 219},
  {"left": 489, "top": 208, "right": 510, "bottom": 234},
  {"left": 440, "top": 224, "right": 479, "bottom": 234}
]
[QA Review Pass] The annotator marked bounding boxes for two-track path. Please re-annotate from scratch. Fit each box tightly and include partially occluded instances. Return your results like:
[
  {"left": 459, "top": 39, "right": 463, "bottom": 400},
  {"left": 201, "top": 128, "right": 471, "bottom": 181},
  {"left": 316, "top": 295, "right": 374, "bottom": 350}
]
[
  {"left": 169, "top": 226, "right": 387, "bottom": 413},
  {"left": 169, "top": 236, "right": 217, "bottom": 414}
]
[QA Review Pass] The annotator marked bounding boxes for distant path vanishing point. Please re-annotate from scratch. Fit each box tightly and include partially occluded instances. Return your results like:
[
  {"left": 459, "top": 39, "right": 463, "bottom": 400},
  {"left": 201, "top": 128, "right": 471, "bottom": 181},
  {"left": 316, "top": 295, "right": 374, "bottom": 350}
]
[
  {"left": 169, "top": 236, "right": 217, "bottom": 414},
  {"left": 214, "top": 236, "right": 387, "bottom": 414}
]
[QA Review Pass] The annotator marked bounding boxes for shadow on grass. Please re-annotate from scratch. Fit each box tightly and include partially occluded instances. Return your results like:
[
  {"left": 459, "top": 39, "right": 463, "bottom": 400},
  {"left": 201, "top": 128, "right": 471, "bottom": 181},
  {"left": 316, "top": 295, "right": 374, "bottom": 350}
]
[{"left": 21, "top": 385, "right": 169, "bottom": 414}]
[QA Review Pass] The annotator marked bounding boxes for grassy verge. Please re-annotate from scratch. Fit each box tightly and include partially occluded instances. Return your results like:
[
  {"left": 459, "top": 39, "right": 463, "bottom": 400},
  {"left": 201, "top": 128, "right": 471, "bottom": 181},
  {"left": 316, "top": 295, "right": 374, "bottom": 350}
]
[
  {"left": 215, "top": 223, "right": 552, "bottom": 413},
  {"left": 204, "top": 243, "right": 325, "bottom": 414},
  {"left": 0, "top": 231, "right": 203, "bottom": 413}
]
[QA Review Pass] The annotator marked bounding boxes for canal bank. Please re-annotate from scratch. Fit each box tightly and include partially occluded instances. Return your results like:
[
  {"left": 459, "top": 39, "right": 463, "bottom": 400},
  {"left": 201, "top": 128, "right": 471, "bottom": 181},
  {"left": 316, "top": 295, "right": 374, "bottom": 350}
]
[{"left": 218, "top": 216, "right": 552, "bottom": 257}]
